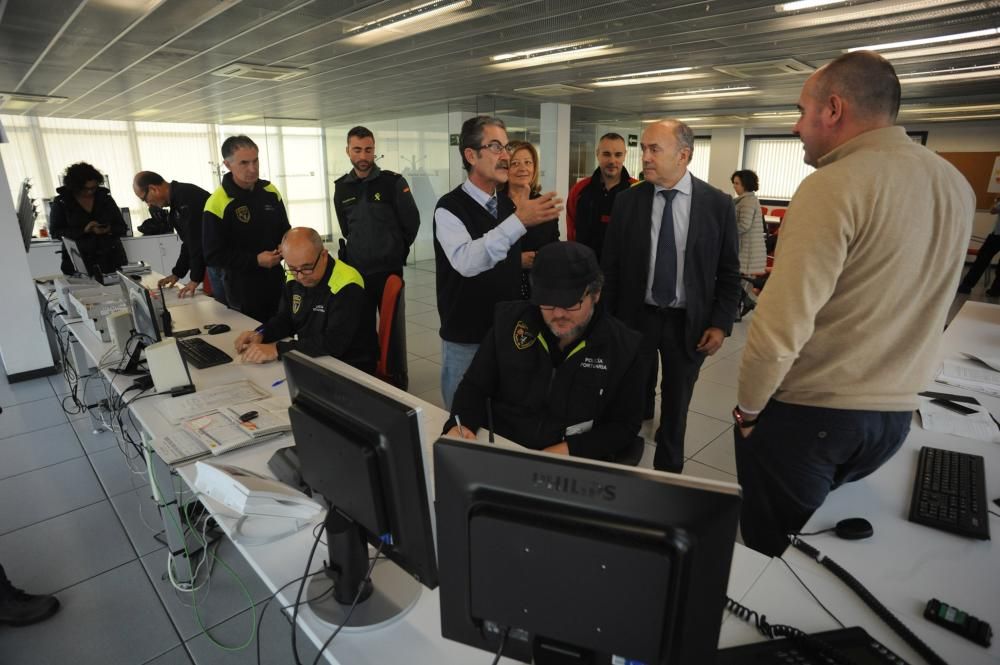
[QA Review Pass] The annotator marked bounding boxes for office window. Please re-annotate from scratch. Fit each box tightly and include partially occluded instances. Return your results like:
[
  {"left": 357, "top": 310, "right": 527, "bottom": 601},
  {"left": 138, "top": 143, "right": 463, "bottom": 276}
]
[
  {"left": 743, "top": 136, "right": 814, "bottom": 201},
  {"left": 689, "top": 137, "right": 711, "bottom": 183},
  {"left": 0, "top": 115, "right": 47, "bottom": 231},
  {"left": 135, "top": 122, "right": 217, "bottom": 193},
  {"left": 278, "top": 127, "right": 329, "bottom": 237}
]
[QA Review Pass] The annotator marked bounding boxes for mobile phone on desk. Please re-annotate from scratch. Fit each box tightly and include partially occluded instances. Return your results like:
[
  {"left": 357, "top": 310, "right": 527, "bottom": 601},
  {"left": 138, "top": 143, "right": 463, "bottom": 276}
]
[{"left": 930, "top": 398, "right": 977, "bottom": 416}]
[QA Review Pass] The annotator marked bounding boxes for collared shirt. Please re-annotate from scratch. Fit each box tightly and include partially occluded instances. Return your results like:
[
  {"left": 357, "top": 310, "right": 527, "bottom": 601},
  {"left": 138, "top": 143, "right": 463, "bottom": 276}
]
[
  {"left": 645, "top": 170, "right": 693, "bottom": 308},
  {"left": 434, "top": 179, "right": 526, "bottom": 278}
]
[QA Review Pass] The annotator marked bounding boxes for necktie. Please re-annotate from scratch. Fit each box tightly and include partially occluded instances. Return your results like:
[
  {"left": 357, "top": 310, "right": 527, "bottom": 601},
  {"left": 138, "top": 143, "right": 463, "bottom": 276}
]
[
  {"left": 485, "top": 195, "right": 498, "bottom": 219},
  {"left": 651, "top": 189, "right": 679, "bottom": 307}
]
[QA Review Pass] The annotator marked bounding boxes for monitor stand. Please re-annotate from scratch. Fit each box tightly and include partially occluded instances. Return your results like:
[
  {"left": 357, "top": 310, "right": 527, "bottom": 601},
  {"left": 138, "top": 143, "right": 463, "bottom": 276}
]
[
  {"left": 114, "top": 339, "right": 148, "bottom": 376},
  {"left": 307, "top": 511, "right": 420, "bottom": 632}
]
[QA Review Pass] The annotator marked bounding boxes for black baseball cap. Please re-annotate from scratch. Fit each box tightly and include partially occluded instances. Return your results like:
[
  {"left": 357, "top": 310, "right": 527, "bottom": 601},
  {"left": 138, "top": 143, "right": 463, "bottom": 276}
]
[{"left": 530, "top": 241, "right": 601, "bottom": 308}]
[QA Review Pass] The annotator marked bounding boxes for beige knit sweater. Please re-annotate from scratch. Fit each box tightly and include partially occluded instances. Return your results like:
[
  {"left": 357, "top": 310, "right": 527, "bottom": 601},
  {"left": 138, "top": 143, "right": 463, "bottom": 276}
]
[{"left": 738, "top": 126, "right": 974, "bottom": 412}]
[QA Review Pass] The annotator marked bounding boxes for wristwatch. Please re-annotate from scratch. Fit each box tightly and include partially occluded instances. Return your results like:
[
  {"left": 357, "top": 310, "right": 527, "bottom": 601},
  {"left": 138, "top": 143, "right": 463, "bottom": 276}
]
[{"left": 732, "top": 406, "right": 759, "bottom": 428}]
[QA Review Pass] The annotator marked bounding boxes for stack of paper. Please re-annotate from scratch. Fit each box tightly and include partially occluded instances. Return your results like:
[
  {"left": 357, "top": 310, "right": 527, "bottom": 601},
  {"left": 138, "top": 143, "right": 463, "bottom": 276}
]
[
  {"left": 917, "top": 397, "right": 1000, "bottom": 443},
  {"left": 935, "top": 355, "right": 1000, "bottom": 398},
  {"left": 157, "top": 380, "right": 270, "bottom": 423},
  {"left": 183, "top": 400, "right": 291, "bottom": 456}
]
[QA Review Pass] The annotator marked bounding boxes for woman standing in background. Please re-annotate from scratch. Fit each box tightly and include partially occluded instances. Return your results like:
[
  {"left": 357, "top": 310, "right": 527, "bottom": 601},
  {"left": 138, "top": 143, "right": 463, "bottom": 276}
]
[
  {"left": 506, "top": 140, "right": 559, "bottom": 299},
  {"left": 732, "top": 169, "right": 767, "bottom": 316}
]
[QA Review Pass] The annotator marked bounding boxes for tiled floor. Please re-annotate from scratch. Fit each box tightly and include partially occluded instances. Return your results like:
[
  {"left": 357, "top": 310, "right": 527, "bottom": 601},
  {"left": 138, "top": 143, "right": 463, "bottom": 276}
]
[{"left": 0, "top": 257, "right": 977, "bottom": 662}]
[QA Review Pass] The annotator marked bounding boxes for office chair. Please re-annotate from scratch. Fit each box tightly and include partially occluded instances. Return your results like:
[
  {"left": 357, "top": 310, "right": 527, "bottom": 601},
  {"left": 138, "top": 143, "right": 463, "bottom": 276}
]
[{"left": 376, "top": 274, "right": 409, "bottom": 390}]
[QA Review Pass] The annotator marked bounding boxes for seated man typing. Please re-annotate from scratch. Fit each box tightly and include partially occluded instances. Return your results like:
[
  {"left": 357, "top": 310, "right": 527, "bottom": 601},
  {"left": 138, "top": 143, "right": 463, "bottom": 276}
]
[
  {"left": 445, "top": 241, "right": 646, "bottom": 460},
  {"left": 235, "top": 227, "right": 378, "bottom": 373}
]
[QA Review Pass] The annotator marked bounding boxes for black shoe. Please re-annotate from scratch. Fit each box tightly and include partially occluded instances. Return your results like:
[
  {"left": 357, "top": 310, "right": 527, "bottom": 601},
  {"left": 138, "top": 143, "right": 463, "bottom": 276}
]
[
  {"left": 957, "top": 285, "right": 972, "bottom": 295},
  {"left": 0, "top": 581, "right": 60, "bottom": 626},
  {"left": 740, "top": 300, "right": 756, "bottom": 318}
]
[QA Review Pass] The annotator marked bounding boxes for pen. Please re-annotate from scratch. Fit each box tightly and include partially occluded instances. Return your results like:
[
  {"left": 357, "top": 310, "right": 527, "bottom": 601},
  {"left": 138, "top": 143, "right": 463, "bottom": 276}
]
[
  {"left": 272, "top": 378, "right": 286, "bottom": 388},
  {"left": 454, "top": 415, "right": 466, "bottom": 438}
]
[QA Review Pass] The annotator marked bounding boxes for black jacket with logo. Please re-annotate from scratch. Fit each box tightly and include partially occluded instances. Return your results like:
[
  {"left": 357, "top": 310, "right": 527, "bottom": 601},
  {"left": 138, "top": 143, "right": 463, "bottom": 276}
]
[
  {"left": 447, "top": 300, "right": 646, "bottom": 460},
  {"left": 202, "top": 173, "right": 291, "bottom": 323},
  {"left": 261, "top": 257, "right": 378, "bottom": 374},
  {"left": 167, "top": 181, "right": 210, "bottom": 282},
  {"left": 333, "top": 166, "right": 420, "bottom": 275}
]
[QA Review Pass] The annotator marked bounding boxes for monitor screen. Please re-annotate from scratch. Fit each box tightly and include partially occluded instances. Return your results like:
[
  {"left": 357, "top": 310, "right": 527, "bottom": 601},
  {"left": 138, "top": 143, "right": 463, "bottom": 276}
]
[
  {"left": 284, "top": 351, "right": 438, "bottom": 629},
  {"left": 15, "top": 179, "right": 34, "bottom": 252},
  {"left": 62, "top": 237, "right": 90, "bottom": 276},
  {"left": 434, "top": 439, "right": 741, "bottom": 665},
  {"left": 117, "top": 272, "right": 160, "bottom": 343}
]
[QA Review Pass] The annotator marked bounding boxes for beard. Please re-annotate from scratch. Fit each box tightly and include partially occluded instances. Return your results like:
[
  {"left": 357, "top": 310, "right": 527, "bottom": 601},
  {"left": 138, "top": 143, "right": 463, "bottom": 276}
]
[{"left": 546, "top": 307, "right": 594, "bottom": 343}]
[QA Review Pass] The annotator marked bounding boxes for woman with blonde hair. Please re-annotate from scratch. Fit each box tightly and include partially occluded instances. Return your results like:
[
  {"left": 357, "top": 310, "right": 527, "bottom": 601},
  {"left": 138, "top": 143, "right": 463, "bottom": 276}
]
[{"left": 506, "top": 140, "right": 559, "bottom": 298}]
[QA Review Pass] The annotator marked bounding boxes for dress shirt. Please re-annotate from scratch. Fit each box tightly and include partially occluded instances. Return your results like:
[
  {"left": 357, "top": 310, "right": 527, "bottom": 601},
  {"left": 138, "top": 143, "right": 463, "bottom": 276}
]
[
  {"left": 645, "top": 170, "right": 693, "bottom": 308},
  {"left": 434, "top": 179, "right": 526, "bottom": 278}
]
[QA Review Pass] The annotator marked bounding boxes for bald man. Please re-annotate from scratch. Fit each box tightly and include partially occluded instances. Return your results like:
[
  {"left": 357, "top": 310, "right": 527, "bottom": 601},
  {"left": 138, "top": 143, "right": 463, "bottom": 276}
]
[
  {"left": 734, "top": 51, "right": 975, "bottom": 555},
  {"left": 235, "top": 227, "right": 377, "bottom": 372}
]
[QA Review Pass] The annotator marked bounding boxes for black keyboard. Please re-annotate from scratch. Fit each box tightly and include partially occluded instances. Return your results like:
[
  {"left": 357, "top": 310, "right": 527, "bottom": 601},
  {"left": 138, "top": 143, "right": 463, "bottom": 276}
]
[
  {"left": 717, "top": 626, "right": 910, "bottom": 664},
  {"left": 177, "top": 337, "right": 233, "bottom": 369},
  {"left": 908, "top": 446, "right": 989, "bottom": 540}
]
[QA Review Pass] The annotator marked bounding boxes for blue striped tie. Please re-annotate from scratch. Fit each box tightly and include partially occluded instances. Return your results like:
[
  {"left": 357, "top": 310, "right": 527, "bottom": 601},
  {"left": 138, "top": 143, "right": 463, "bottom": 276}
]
[
  {"left": 651, "top": 189, "right": 679, "bottom": 306},
  {"left": 485, "top": 195, "right": 498, "bottom": 219}
]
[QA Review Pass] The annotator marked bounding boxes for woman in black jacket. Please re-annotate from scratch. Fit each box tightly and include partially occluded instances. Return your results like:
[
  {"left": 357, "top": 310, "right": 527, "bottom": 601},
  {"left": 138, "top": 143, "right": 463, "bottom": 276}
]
[
  {"left": 505, "top": 140, "right": 559, "bottom": 299},
  {"left": 49, "top": 162, "right": 128, "bottom": 275}
]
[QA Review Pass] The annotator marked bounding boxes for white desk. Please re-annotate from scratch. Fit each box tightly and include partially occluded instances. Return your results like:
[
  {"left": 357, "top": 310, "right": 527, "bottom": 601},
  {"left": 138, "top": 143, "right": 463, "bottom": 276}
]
[
  {"left": 50, "top": 276, "right": 775, "bottom": 663},
  {"left": 735, "top": 301, "right": 1000, "bottom": 664}
]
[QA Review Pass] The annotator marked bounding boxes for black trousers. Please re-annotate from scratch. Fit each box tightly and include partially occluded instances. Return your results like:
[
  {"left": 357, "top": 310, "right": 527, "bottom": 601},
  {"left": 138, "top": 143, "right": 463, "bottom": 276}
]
[
  {"left": 960, "top": 232, "right": 1000, "bottom": 293},
  {"left": 641, "top": 306, "right": 705, "bottom": 473},
  {"left": 364, "top": 269, "right": 403, "bottom": 315},
  {"left": 734, "top": 400, "right": 911, "bottom": 556}
]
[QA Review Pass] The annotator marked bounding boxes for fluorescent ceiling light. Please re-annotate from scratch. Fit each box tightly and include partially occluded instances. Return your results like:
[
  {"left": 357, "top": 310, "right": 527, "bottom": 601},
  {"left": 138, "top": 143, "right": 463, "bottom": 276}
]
[
  {"left": 878, "top": 36, "right": 1000, "bottom": 60},
  {"left": 900, "top": 103, "right": 1000, "bottom": 114},
  {"left": 659, "top": 85, "right": 756, "bottom": 100},
  {"left": 899, "top": 63, "right": 1000, "bottom": 84},
  {"left": 491, "top": 43, "right": 614, "bottom": 69},
  {"left": 347, "top": 0, "right": 471, "bottom": 36},
  {"left": 129, "top": 109, "right": 161, "bottom": 117},
  {"left": 775, "top": 0, "right": 848, "bottom": 12},
  {"left": 591, "top": 67, "right": 711, "bottom": 87},
  {"left": 849, "top": 27, "right": 998, "bottom": 52},
  {"left": 752, "top": 111, "right": 799, "bottom": 117},
  {"left": 226, "top": 114, "right": 259, "bottom": 122}
]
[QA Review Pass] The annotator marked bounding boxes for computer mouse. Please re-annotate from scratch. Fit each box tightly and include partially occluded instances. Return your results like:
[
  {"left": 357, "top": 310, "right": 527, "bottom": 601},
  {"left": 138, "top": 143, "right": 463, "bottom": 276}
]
[
  {"left": 835, "top": 517, "right": 874, "bottom": 540},
  {"left": 205, "top": 324, "right": 231, "bottom": 335}
]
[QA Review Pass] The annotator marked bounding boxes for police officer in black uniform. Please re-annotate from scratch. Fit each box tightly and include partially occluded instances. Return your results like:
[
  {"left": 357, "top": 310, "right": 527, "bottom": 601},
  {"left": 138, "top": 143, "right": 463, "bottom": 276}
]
[
  {"left": 333, "top": 126, "right": 420, "bottom": 312},
  {"left": 234, "top": 227, "right": 377, "bottom": 373},
  {"left": 203, "top": 135, "right": 291, "bottom": 323},
  {"left": 444, "top": 241, "right": 646, "bottom": 461},
  {"left": 132, "top": 171, "right": 210, "bottom": 298}
]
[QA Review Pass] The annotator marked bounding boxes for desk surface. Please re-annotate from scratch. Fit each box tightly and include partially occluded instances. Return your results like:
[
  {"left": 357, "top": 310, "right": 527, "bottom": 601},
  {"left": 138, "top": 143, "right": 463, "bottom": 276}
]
[{"left": 737, "top": 301, "right": 1000, "bottom": 665}]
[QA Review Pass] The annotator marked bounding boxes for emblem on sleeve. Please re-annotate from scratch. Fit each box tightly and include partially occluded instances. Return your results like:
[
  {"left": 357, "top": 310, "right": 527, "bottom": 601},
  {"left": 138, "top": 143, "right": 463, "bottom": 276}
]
[
  {"left": 513, "top": 320, "right": 535, "bottom": 350},
  {"left": 292, "top": 294, "right": 302, "bottom": 314},
  {"left": 235, "top": 205, "right": 251, "bottom": 223}
]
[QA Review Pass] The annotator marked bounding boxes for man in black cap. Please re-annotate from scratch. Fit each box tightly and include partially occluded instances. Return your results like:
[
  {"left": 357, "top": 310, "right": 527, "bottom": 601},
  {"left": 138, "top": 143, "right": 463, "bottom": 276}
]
[{"left": 444, "top": 241, "right": 646, "bottom": 461}]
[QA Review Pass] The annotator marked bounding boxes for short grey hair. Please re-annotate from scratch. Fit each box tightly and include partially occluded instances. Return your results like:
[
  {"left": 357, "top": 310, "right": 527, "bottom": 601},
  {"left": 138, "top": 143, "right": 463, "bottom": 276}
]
[
  {"left": 815, "top": 51, "right": 901, "bottom": 122},
  {"left": 281, "top": 227, "right": 323, "bottom": 252},
  {"left": 221, "top": 135, "right": 258, "bottom": 161}
]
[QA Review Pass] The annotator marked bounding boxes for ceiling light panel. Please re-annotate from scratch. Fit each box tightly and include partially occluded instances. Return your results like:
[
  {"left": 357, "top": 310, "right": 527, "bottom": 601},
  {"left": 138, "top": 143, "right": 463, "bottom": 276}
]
[
  {"left": 899, "top": 63, "right": 1000, "bottom": 84},
  {"left": 659, "top": 86, "right": 757, "bottom": 100},
  {"left": 849, "top": 27, "right": 998, "bottom": 52},
  {"left": 491, "top": 43, "right": 616, "bottom": 69},
  {"left": 342, "top": 0, "right": 472, "bottom": 44},
  {"left": 775, "top": 0, "right": 849, "bottom": 12}
]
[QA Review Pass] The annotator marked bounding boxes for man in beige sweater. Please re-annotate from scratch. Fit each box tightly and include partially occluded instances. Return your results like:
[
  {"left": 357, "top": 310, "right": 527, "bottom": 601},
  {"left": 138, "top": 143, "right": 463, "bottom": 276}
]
[{"left": 733, "top": 51, "right": 975, "bottom": 556}]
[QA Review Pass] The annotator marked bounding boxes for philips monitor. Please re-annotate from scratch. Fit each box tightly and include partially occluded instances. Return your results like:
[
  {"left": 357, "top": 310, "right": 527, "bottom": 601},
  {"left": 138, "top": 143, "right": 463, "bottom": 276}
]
[
  {"left": 62, "top": 237, "right": 90, "bottom": 276},
  {"left": 283, "top": 351, "right": 439, "bottom": 629},
  {"left": 434, "top": 438, "right": 742, "bottom": 665},
  {"left": 118, "top": 272, "right": 161, "bottom": 343}
]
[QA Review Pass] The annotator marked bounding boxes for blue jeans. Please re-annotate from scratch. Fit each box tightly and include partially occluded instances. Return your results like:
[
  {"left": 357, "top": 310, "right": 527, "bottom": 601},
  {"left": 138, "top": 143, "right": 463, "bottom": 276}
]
[
  {"left": 440, "top": 340, "right": 480, "bottom": 411},
  {"left": 206, "top": 266, "right": 228, "bottom": 306},
  {"left": 734, "top": 400, "right": 911, "bottom": 556}
]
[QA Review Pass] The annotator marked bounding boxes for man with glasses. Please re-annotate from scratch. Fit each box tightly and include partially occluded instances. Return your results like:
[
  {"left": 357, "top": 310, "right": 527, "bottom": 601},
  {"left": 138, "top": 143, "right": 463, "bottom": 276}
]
[
  {"left": 132, "top": 171, "right": 210, "bottom": 298},
  {"left": 334, "top": 126, "right": 420, "bottom": 312},
  {"left": 434, "top": 115, "right": 563, "bottom": 409},
  {"left": 234, "top": 227, "right": 377, "bottom": 372},
  {"left": 203, "top": 135, "right": 290, "bottom": 323},
  {"left": 444, "top": 241, "right": 645, "bottom": 461}
]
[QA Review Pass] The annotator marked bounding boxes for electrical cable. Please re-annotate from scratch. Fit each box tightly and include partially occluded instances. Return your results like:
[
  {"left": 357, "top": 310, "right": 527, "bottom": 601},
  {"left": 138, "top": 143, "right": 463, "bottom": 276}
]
[
  {"left": 989, "top": 510, "right": 1000, "bottom": 518},
  {"left": 790, "top": 536, "right": 949, "bottom": 665},
  {"left": 291, "top": 521, "right": 327, "bottom": 665},
  {"left": 254, "top": 570, "right": 330, "bottom": 665},
  {"left": 776, "top": 556, "right": 845, "bottom": 629},
  {"left": 489, "top": 626, "right": 510, "bottom": 665},
  {"left": 310, "top": 542, "right": 384, "bottom": 665}
]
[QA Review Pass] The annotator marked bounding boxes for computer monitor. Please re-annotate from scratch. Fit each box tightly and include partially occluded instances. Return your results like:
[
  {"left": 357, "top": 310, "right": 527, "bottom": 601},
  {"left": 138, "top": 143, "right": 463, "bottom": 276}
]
[
  {"left": 119, "top": 207, "right": 133, "bottom": 237},
  {"left": 15, "top": 179, "right": 35, "bottom": 252},
  {"left": 118, "top": 272, "right": 161, "bottom": 343},
  {"left": 434, "top": 439, "right": 742, "bottom": 665},
  {"left": 62, "top": 237, "right": 90, "bottom": 276},
  {"left": 283, "top": 351, "right": 438, "bottom": 629}
]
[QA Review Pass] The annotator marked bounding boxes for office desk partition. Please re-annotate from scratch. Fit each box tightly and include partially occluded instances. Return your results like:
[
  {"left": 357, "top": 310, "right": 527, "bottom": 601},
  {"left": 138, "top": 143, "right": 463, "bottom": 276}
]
[{"left": 734, "top": 301, "right": 1000, "bottom": 665}]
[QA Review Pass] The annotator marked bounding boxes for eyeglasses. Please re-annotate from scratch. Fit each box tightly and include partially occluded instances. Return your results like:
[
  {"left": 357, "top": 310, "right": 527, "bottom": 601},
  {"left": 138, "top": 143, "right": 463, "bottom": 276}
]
[
  {"left": 285, "top": 249, "right": 324, "bottom": 276},
  {"left": 138, "top": 187, "right": 150, "bottom": 203},
  {"left": 538, "top": 291, "right": 589, "bottom": 312},
  {"left": 81, "top": 185, "right": 99, "bottom": 194},
  {"left": 478, "top": 141, "right": 516, "bottom": 155}
]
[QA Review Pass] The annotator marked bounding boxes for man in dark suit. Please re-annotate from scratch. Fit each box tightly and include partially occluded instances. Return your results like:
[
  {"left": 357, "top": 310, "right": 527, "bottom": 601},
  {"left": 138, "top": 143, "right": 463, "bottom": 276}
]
[{"left": 602, "top": 119, "right": 740, "bottom": 473}]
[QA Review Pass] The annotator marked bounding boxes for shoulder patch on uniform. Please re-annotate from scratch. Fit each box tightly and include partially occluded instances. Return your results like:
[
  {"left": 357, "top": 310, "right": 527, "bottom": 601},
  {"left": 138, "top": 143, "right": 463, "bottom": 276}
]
[
  {"left": 513, "top": 320, "right": 536, "bottom": 350},
  {"left": 235, "top": 205, "right": 251, "bottom": 223}
]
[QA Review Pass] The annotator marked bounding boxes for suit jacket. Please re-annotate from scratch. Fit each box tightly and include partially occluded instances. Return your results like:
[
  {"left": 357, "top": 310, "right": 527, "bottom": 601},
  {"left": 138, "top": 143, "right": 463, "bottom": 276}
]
[{"left": 601, "top": 175, "right": 740, "bottom": 358}]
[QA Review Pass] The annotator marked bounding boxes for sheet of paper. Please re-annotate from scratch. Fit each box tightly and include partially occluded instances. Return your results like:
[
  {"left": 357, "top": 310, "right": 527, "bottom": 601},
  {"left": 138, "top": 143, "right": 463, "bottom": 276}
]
[
  {"left": 961, "top": 352, "right": 1000, "bottom": 373},
  {"left": 917, "top": 397, "right": 1000, "bottom": 443},
  {"left": 158, "top": 380, "right": 269, "bottom": 423}
]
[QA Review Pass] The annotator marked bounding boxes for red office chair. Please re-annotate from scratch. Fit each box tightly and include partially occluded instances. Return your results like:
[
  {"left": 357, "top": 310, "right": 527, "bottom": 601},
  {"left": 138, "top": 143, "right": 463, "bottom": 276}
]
[
  {"left": 760, "top": 206, "right": 769, "bottom": 216},
  {"left": 201, "top": 275, "right": 214, "bottom": 297},
  {"left": 376, "top": 274, "right": 409, "bottom": 390},
  {"left": 772, "top": 208, "right": 786, "bottom": 221}
]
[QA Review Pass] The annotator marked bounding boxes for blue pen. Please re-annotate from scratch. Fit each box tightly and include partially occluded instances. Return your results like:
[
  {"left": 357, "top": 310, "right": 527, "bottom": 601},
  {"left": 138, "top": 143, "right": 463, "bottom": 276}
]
[{"left": 272, "top": 378, "right": 286, "bottom": 388}]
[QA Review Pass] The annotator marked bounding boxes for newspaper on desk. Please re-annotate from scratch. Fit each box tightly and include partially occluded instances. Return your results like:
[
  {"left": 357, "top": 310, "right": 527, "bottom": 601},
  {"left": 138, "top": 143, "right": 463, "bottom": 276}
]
[
  {"left": 934, "top": 356, "right": 1000, "bottom": 398},
  {"left": 156, "top": 380, "right": 271, "bottom": 423},
  {"left": 917, "top": 396, "right": 1000, "bottom": 444}
]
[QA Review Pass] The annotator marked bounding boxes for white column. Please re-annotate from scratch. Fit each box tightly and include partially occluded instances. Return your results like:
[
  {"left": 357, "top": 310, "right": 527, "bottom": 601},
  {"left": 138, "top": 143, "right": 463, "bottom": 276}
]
[
  {"left": 539, "top": 102, "right": 571, "bottom": 237},
  {"left": 0, "top": 150, "right": 56, "bottom": 378},
  {"left": 706, "top": 127, "right": 745, "bottom": 192}
]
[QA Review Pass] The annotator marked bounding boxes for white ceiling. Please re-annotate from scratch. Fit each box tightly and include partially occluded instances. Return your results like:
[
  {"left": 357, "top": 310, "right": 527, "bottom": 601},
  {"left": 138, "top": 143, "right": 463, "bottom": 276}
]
[{"left": 1, "top": 0, "right": 998, "bottom": 128}]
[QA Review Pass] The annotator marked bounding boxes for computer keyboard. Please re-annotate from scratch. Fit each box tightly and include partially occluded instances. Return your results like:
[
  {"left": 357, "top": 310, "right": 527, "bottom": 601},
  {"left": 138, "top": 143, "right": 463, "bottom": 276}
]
[
  {"left": 177, "top": 337, "right": 233, "bottom": 369},
  {"left": 908, "top": 446, "right": 989, "bottom": 540}
]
